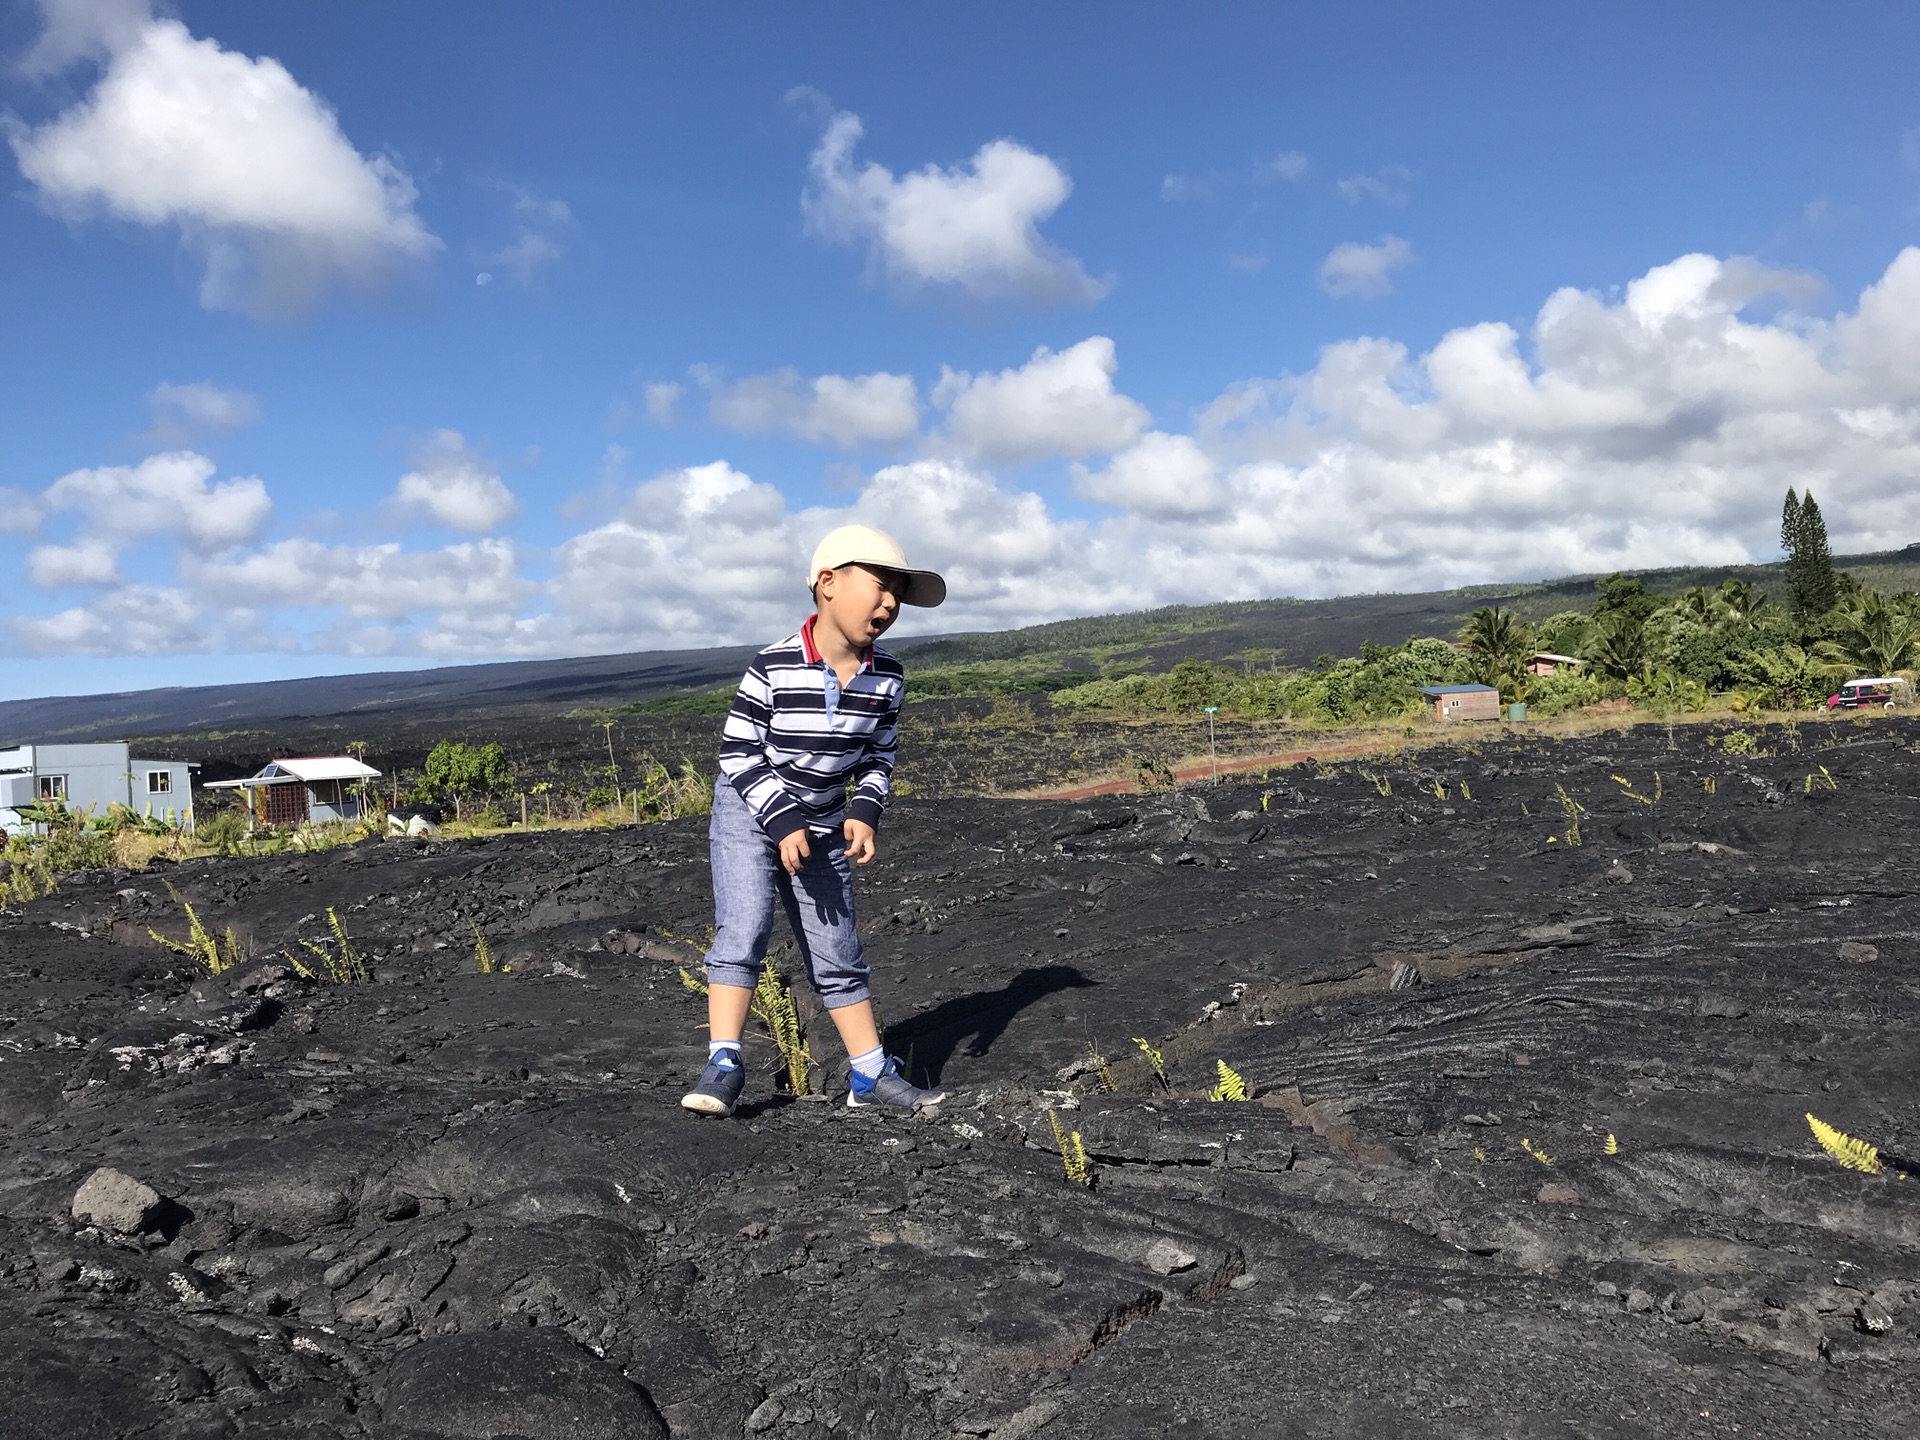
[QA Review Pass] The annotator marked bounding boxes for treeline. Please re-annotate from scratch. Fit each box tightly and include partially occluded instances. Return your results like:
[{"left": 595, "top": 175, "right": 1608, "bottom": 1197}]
[{"left": 1052, "top": 489, "right": 1919, "bottom": 722}]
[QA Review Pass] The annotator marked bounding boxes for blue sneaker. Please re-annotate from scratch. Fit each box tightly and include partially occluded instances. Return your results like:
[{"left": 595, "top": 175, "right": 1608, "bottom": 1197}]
[
  {"left": 847, "top": 1056, "right": 945, "bottom": 1111},
  {"left": 681, "top": 1048, "right": 745, "bottom": 1116}
]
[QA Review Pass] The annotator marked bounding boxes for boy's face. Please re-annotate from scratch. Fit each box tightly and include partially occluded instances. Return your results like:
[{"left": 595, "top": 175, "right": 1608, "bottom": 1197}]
[{"left": 816, "top": 563, "right": 903, "bottom": 645}]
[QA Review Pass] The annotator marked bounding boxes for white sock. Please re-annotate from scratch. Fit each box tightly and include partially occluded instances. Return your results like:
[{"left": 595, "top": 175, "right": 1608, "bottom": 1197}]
[
  {"left": 849, "top": 1045, "right": 886, "bottom": 1079},
  {"left": 709, "top": 1039, "right": 741, "bottom": 1062}
]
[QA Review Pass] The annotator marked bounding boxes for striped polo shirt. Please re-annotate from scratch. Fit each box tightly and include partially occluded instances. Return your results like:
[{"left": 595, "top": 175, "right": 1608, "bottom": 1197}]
[{"left": 718, "top": 615, "right": 904, "bottom": 841}]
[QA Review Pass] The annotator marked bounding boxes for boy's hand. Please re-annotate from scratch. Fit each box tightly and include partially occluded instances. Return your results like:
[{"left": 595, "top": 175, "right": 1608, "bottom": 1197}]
[
  {"left": 778, "top": 829, "right": 811, "bottom": 875},
  {"left": 843, "top": 818, "right": 877, "bottom": 865}
]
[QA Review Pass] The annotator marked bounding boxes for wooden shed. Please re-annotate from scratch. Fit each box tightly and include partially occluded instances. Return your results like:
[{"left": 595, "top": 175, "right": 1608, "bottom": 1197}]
[{"left": 1417, "top": 684, "right": 1501, "bottom": 722}]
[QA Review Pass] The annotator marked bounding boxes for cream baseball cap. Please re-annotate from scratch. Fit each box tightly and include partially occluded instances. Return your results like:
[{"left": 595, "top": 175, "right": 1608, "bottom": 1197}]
[{"left": 808, "top": 524, "right": 946, "bottom": 608}]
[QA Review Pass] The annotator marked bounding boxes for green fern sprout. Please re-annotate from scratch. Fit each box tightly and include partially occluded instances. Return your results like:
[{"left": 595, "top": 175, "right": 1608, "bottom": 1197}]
[
  {"left": 752, "top": 959, "right": 811, "bottom": 1095},
  {"left": 1048, "top": 1108, "right": 1090, "bottom": 1185},
  {"left": 1521, "top": 1137, "right": 1554, "bottom": 1166},
  {"left": 1431, "top": 779, "right": 1448, "bottom": 801},
  {"left": 1359, "top": 770, "right": 1391, "bottom": 797},
  {"left": 1603, "top": 1132, "right": 1619, "bottom": 1155},
  {"left": 1209, "top": 1060, "right": 1251, "bottom": 1102},
  {"left": 150, "top": 901, "right": 243, "bottom": 976},
  {"left": 287, "top": 907, "right": 367, "bottom": 985},
  {"left": 1807, "top": 1113, "right": 1883, "bottom": 1175},
  {"left": 1703, "top": 776, "right": 1716, "bottom": 795},
  {"left": 1131, "top": 1036, "right": 1168, "bottom": 1090},
  {"left": 678, "top": 965, "right": 708, "bottom": 995},
  {"left": 1553, "top": 784, "right": 1585, "bottom": 846},
  {"left": 1460, "top": 781, "right": 1472, "bottom": 801},
  {"left": 473, "top": 921, "right": 498, "bottom": 974},
  {"left": 1084, "top": 1040, "right": 1117, "bottom": 1093}
]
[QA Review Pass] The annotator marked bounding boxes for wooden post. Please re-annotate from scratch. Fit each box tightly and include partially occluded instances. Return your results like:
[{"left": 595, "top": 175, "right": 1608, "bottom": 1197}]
[{"left": 520, "top": 794, "right": 528, "bottom": 827}]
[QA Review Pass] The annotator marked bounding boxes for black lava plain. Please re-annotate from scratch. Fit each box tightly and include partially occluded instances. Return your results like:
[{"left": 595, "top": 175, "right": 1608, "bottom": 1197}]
[{"left": 1, "top": 718, "right": 1917, "bottom": 1439}]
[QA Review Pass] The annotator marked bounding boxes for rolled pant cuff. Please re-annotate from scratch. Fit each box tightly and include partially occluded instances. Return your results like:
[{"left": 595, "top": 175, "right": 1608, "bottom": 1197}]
[
  {"left": 704, "top": 961, "right": 763, "bottom": 991},
  {"left": 819, "top": 985, "right": 872, "bottom": 1010}
]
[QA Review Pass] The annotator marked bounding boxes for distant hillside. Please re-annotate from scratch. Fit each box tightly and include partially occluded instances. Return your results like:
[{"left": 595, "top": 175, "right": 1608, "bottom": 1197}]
[{"left": 2, "top": 544, "right": 1915, "bottom": 744}]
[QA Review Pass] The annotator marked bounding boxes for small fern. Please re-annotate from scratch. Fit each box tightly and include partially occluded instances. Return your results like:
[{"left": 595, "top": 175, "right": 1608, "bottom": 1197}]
[
  {"left": 752, "top": 959, "right": 811, "bottom": 1095},
  {"left": 287, "top": 907, "right": 367, "bottom": 985},
  {"left": 150, "top": 901, "right": 244, "bottom": 976},
  {"left": 1209, "top": 1060, "right": 1251, "bottom": 1102},
  {"left": 678, "top": 965, "right": 708, "bottom": 995},
  {"left": 1131, "top": 1036, "right": 1168, "bottom": 1090},
  {"left": 1603, "top": 1132, "right": 1619, "bottom": 1156},
  {"left": 1084, "top": 1040, "right": 1117, "bottom": 1094},
  {"left": 1807, "top": 1113, "right": 1883, "bottom": 1175},
  {"left": 1048, "top": 1108, "right": 1090, "bottom": 1185},
  {"left": 1553, "top": 784, "right": 1585, "bottom": 846},
  {"left": 473, "top": 921, "right": 498, "bottom": 974},
  {"left": 1521, "top": 1137, "right": 1554, "bottom": 1166}
]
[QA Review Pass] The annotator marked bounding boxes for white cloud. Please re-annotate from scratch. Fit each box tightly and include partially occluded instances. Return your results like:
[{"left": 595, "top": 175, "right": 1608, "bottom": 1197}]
[
  {"left": 26, "top": 538, "right": 119, "bottom": 588},
  {"left": 187, "top": 536, "right": 530, "bottom": 624},
  {"left": 643, "top": 382, "right": 684, "bottom": 426},
  {"left": 43, "top": 450, "right": 271, "bottom": 549},
  {"left": 10, "top": 4, "right": 438, "bottom": 319},
  {"left": 934, "top": 337, "right": 1149, "bottom": 463},
  {"left": 801, "top": 108, "right": 1107, "bottom": 305},
  {"left": 1337, "top": 165, "right": 1413, "bottom": 206},
  {"left": 1319, "top": 235, "right": 1414, "bottom": 299},
  {"left": 704, "top": 368, "right": 919, "bottom": 449},
  {"left": 392, "top": 430, "right": 518, "bottom": 533},
  {"left": 11, "top": 584, "right": 209, "bottom": 657},
  {"left": 1074, "top": 432, "right": 1226, "bottom": 519},
  {"left": 143, "top": 380, "right": 259, "bottom": 445}
]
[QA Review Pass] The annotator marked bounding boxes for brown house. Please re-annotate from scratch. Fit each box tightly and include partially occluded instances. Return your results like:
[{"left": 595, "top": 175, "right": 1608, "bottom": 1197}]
[
  {"left": 1527, "top": 652, "right": 1585, "bottom": 677},
  {"left": 1417, "top": 684, "right": 1502, "bottom": 721}
]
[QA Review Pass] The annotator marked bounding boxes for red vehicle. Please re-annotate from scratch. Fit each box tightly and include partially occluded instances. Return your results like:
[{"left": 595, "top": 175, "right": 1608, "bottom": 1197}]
[{"left": 1826, "top": 677, "right": 1912, "bottom": 710}]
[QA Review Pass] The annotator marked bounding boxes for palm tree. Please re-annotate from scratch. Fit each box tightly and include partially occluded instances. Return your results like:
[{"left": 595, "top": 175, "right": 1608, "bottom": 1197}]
[
  {"left": 1457, "top": 606, "right": 1533, "bottom": 691},
  {"left": 1815, "top": 594, "right": 1920, "bottom": 677},
  {"left": 1718, "top": 578, "right": 1780, "bottom": 630},
  {"left": 1672, "top": 586, "right": 1723, "bottom": 628},
  {"left": 1585, "top": 612, "right": 1653, "bottom": 682}
]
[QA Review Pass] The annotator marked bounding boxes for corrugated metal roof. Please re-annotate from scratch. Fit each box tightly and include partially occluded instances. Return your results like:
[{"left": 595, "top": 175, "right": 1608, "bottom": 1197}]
[
  {"left": 273, "top": 757, "right": 382, "bottom": 781},
  {"left": 1417, "top": 684, "right": 1498, "bottom": 695}
]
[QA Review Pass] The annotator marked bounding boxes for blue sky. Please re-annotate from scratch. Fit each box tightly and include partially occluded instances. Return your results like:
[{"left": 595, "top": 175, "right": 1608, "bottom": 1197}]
[{"left": 4, "top": 1, "right": 1920, "bottom": 699}]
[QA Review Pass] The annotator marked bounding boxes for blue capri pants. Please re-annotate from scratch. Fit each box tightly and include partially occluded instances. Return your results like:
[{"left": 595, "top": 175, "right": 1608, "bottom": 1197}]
[{"left": 704, "top": 778, "right": 871, "bottom": 1008}]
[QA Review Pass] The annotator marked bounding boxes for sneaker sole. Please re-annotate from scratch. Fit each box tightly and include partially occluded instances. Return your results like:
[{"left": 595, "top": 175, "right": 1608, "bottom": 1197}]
[
  {"left": 845, "top": 1091, "right": 946, "bottom": 1110},
  {"left": 681, "top": 1092, "right": 736, "bottom": 1116}
]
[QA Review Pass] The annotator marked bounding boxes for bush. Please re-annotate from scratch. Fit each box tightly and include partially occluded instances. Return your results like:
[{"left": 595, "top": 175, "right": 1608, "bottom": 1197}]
[{"left": 197, "top": 810, "right": 248, "bottom": 856}]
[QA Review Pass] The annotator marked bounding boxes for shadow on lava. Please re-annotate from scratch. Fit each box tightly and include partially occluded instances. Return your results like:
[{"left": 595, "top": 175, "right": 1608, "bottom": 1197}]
[{"left": 887, "top": 964, "right": 1097, "bottom": 1084}]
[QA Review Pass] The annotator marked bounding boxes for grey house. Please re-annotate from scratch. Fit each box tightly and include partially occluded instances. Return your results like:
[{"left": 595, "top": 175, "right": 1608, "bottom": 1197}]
[
  {"left": 204, "top": 757, "right": 381, "bottom": 829},
  {"left": 0, "top": 742, "right": 196, "bottom": 835}
]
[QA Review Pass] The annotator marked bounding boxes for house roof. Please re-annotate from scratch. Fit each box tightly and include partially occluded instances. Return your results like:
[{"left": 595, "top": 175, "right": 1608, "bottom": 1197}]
[
  {"left": 1530, "top": 652, "right": 1584, "bottom": 665},
  {"left": 272, "top": 757, "right": 382, "bottom": 782},
  {"left": 203, "top": 756, "right": 382, "bottom": 789},
  {"left": 1417, "top": 684, "right": 1498, "bottom": 696}
]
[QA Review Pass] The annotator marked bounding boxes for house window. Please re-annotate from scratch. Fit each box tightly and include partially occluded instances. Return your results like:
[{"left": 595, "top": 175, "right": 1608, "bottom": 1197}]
[
  {"left": 147, "top": 771, "right": 172, "bottom": 794},
  {"left": 37, "top": 775, "right": 65, "bottom": 800}
]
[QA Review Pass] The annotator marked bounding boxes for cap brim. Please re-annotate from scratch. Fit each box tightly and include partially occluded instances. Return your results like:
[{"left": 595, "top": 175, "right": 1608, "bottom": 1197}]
[{"left": 899, "top": 569, "right": 946, "bottom": 608}]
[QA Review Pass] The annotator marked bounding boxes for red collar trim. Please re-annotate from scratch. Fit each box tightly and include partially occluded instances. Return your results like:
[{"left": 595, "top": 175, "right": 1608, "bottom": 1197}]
[{"left": 800, "top": 615, "right": 872, "bottom": 671}]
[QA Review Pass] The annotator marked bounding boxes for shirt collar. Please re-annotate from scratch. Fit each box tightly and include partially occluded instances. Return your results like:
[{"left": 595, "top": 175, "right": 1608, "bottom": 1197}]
[{"left": 800, "top": 615, "right": 872, "bottom": 672}]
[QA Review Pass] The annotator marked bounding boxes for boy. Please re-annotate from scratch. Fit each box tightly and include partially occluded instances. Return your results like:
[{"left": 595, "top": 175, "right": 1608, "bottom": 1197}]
[{"left": 681, "top": 524, "right": 947, "bottom": 1117}]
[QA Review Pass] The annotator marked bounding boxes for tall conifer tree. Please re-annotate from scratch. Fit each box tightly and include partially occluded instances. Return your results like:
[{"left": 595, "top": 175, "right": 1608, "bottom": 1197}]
[{"left": 1781, "top": 487, "right": 1839, "bottom": 619}]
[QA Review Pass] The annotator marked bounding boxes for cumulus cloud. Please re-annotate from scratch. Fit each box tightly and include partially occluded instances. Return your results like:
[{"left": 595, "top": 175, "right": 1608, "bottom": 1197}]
[
  {"left": 934, "top": 337, "right": 1149, "bottom": 464},
  {"left": 1319, "top": 235, "right": 1414, "bottom": 299},
  {"left": 1073, "top": 432, "right": 1226, "bottom": 519},
  {"left": 703, "top": 368, "right": 920, "bottom": 449},
  {"left": 801, "top": 107, "right": 1107, "bottom": 305},
  {"left": 42, "top": 451, "right": 271, "bottom": 551},
  {"left": 26, "top": 538, "right": 119, "bottom": 588},
  {"left": 10, "top": 2, "right": 439, "bottom": 319},
  {"left": 11, "top": 584, "right": 209, "bottom": 657},
  {"left": 187, "top": 537, "right": 530, "bottom": 623},
  {"left": 392, "top": 431, "right": 518, "bottom": 533}
]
